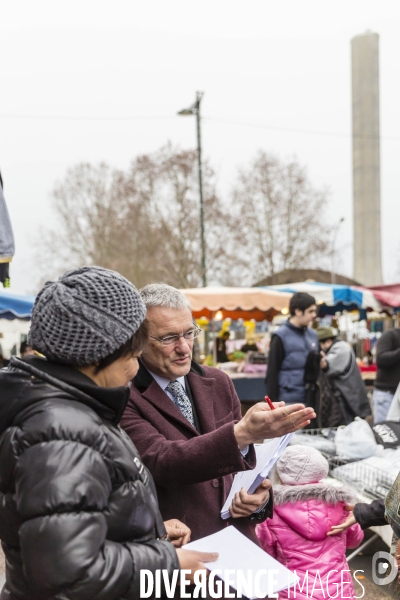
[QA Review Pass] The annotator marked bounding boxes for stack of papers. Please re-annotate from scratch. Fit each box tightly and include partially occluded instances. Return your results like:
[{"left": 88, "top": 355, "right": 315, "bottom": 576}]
[
  {"left": 221, "top": 434, "right": 293, "bottom": 519},
  {"left": 184, "top": 525, "right": 298, "bottom": 599}
]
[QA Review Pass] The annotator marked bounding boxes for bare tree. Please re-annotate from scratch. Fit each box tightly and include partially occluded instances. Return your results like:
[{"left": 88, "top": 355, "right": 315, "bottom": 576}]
[
  {"left": 32, "top": 161, "right": 164, "bottom": 289},
  {"left": 232, "top": 151, "right": 332, "bottom": 284},
  {"left": 34, "top": 147, "right": 331, "bottom": 292},
  {"left": 125, "top": 143, "right": 235, "bottom": 288},
  {"left": 33, "top": 144, "right": 235, "bottom": 290},
  {"left": 33, "top": 163, "right": 120, "bottom": 286}
]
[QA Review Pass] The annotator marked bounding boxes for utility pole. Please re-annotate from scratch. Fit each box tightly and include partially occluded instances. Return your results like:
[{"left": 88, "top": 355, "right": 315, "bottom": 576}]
[{"left": 178, "top": 92, "right": 207, "bottom": 286}]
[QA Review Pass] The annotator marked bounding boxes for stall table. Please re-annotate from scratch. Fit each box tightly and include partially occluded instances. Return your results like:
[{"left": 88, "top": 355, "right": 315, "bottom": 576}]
[{"left": 228, "top": 373, "right": 266, "bottom": 414}]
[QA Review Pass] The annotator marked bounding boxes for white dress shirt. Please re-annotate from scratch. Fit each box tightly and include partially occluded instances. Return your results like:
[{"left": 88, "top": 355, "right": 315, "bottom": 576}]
[{"left": 148, "top": 370, "right": 187, "bottom": 402}]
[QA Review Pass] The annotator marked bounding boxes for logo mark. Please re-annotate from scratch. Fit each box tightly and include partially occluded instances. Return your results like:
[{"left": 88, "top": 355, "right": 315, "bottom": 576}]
[{"left": 372, "top": 551, "right": 398, "bottom": 586}]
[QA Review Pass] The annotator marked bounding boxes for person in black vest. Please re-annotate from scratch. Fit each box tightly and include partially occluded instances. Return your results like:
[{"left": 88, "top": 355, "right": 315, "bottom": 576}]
[{"left": 265, "top": 292, "right": 320, "bottom": 405}]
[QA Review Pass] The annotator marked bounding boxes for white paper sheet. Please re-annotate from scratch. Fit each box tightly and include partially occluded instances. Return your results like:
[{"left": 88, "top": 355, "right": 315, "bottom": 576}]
[
  {"left": 221, "top": 434, "right": 293, "bottom": 519},
  {"left": 183, "top": 526, "right": 298, "bottom": 599}
]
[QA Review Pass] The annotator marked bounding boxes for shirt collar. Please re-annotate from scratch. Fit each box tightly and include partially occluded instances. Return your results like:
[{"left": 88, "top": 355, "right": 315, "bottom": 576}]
[{"left": 147, "top": 369, "right": 186, "bottom": 393}]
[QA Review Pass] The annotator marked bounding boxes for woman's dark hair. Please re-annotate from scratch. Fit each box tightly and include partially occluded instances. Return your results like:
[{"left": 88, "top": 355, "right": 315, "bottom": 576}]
[
  {"left": 95, "top": 320, "right": 148, "bottom": 373},
  {"left": 289, "top": 292, "right": 316, "bottom": 316}
]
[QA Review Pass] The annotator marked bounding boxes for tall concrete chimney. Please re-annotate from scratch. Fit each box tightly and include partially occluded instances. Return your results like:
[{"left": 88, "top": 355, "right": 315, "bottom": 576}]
[{"left": 351, "top": 31, "right": 383, "bottom": 285}]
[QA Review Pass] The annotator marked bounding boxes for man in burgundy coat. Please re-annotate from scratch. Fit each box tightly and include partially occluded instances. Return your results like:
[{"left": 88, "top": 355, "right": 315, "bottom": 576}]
[{"left": 120, "top": 284, "right": 315, "bottom": 544}]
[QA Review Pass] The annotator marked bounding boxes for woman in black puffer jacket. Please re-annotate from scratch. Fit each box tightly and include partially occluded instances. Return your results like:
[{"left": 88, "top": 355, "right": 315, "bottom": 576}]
[{"left": 0, "top": 267, "right": 214, "bottom": 600}]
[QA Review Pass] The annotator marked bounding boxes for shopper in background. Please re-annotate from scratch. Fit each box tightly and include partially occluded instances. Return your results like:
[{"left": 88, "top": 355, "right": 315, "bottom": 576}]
[
  {"left": 216, "top": 330, "right": 230, "bottom": 363},
  {"left": 373, "top": 327, "right": 400, "bottom": 423},
  {"left": 265, "top": 292, "right": 319, "bottom": 405},
  {"left": 317, "top": 326, "right": 371, "bottom": 426},
  {"left": 240, "top": 338, "right": 259, "bottom": 353}
]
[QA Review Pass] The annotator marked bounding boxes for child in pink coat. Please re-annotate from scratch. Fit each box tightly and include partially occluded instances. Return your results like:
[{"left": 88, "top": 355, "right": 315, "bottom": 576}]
[{"left": 257, "top": 445, "right": 364, "bottom": 600}]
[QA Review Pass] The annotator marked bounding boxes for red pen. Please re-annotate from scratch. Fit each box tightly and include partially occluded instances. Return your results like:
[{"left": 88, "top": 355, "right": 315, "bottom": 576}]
[{"left": 265, "top": 396, "right": 275, "bottom": 410}]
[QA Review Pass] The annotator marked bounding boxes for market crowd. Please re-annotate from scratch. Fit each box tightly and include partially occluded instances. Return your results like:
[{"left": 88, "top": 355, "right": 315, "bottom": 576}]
[{"left": 0, "top": 267, "right": 399, "bottom": 600}]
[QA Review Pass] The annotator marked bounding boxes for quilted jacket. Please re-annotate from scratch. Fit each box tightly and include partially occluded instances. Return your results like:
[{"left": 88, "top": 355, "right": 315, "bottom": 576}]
[
  {"left": 257, "top": 482, "right": 364, "bottom": 600},
  {"left": 0, "top": 355, "right": 178, "bottom": 600}
]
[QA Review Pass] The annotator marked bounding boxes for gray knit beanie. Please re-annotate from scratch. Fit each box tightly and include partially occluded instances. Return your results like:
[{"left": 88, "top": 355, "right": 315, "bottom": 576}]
[
  {"left": 277, "top": 445, "right": 329, "bottom": 485},
  {"left": 29, "top": 266, "right": 146, "bottom": 365}
]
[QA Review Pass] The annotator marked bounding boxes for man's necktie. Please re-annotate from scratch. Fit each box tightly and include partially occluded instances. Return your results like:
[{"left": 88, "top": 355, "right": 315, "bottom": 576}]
[{"left": 165, "top": 380, "right": 195, "bottom": 427}]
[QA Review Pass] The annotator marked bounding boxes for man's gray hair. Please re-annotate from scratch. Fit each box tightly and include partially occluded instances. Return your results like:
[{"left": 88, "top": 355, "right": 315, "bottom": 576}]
[{"left": 140, "top": 283, "right": 192, "bottom": 311}]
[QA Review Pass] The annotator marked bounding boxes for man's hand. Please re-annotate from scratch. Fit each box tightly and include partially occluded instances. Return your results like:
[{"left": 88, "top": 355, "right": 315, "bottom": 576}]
[
  {"left": 176, "top": 549, "right": 218, "bottom": 583},
  {"left": 229, "top": 479, "right": 271, "bottom": 518},
  {"left": 327, "top": 505, "right": 356, "bottom": 536},
  {"left": 234, "top": 402, "right": 316, "bottom": 448},
  {"left": 164, "top": 519, "right": 191, "bottom": 547},
  {"left": 320, "top": 351, "right": 327, "bottom": 370}
]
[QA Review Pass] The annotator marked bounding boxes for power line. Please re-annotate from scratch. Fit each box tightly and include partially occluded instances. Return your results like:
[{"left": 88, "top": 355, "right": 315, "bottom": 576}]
[
  {"left": 0, "top": 114, "right": 176, "bottom": 121},
  {"left": 203, "top": 116, "right": 400, "bottom": 142},
  {"left": 1, "top": 112, "right": 399, "bottom": 141}
]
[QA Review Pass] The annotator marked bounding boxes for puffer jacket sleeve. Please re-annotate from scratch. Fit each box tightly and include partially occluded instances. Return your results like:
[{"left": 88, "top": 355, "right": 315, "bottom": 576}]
[
  {"left": 14, "top": 413, "right": 178, "bottom": 599},
  {"left": 353, "top": 499, "right": 386, "bottom": 529}
]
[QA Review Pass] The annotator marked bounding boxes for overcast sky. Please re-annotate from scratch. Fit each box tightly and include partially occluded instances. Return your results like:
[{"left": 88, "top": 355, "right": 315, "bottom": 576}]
[{"left": 1, "top": 0, "right": 399, "bottom": 294}]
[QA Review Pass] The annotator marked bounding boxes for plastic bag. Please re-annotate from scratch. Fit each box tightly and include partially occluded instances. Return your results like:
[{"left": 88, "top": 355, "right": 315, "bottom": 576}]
[{"left": 335, "top": 416, "right": 378, "bottom": 459}]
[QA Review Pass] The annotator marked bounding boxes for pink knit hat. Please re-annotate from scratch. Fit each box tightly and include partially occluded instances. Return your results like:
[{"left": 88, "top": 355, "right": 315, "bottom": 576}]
[{"left": 277, "top": 445, "right": 329, "bottom": 485}]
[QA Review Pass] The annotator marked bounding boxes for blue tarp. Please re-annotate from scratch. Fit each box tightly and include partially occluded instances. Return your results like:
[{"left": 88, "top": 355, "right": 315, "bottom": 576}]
[
  {"left": 0, "top": 291, "right": 35, "bottom": 320},
  {"left": 261, "top": 281, "right": 381, "bottom": 311}
]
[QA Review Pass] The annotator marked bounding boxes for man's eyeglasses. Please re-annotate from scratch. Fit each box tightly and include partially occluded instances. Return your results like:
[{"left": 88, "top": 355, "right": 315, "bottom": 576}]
[{"left": 150, "top": 326, "right": 201, "bottom": 346}]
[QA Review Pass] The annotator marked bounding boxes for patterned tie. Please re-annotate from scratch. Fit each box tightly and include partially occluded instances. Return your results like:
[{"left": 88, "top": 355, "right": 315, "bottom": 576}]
[{"left": 165, "top": 380, "right": 195, "bottom": 427}]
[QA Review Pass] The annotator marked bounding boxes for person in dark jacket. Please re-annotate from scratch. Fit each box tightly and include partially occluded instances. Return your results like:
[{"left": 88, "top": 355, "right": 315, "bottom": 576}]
[
  {"left": 0, "top": 267, "right": 215, "bottom": 600},
  {"left": 327, "top": 499, "right": 387, "bottom": 535},
  {"left": 215, "top": 330, "right": 230, "bottom": 363},
  {"left": 373, "top": 328, "right": 400, "bottom": 423},
  {"left": 317, "top": 326, "right": 371, "bottom": 425},
  {"left": 265, "top": 292, "right": 320, "bottom": 405},
  {"left": 327, "top": 483, "right": 400, "bottom": 588}
]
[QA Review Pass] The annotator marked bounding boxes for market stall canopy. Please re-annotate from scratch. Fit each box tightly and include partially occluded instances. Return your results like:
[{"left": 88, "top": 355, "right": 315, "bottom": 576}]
[
  {"left": 181, "top": 287, "right": 292, "bottom": 321},
  {"left": 0, "top": 290, "right": 35, "bottom": 320},
  {"left": 260, "top": 281, "right": 382, "bottom": 312},
  {"left": 367, "top": 283, "right": 400, "bottom": 308}
]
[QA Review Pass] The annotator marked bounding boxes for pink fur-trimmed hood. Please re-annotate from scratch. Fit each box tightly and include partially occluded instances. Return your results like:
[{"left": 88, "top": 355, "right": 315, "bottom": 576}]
[{"left": 273, "top": 481, "right": 356, "bottom": 506}]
